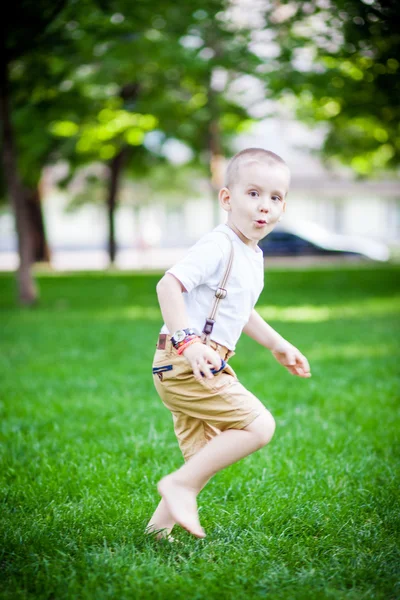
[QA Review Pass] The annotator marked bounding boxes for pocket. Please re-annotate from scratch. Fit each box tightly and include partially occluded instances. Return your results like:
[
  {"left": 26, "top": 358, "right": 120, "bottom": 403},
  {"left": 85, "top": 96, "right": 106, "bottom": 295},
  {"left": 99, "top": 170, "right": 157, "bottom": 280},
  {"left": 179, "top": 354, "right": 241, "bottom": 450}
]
[
  {"left": 200, "top": 358, "right": 226, "bottom": 377},
  {"left": 152, "top": 362, "right": 174, "bottom": 383},
  {"left": 152, "top": 364, "right": 173, "bottom": 375},
  {"left": 152, "top": 353, "right": 193, "bottom": 383},
  {"left": 153, "top": 365, "right": 174, "bottom": 381},
  {"left": 199, "top": 362, "right": 238, "bottom": 392}
]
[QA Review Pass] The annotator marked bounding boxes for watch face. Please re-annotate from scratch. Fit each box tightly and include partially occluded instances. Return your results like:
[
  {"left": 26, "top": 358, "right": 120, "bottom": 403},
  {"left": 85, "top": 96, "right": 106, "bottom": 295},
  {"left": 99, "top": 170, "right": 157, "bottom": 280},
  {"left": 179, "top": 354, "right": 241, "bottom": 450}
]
[{"left": 174, "top": 330, "right": 186, "bottom": 343}]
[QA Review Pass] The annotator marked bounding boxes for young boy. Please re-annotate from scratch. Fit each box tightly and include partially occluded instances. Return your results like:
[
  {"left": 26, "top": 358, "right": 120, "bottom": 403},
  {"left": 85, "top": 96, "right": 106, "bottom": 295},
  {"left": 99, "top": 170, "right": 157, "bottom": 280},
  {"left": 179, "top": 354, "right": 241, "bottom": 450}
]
[{"left": 146, "top": 148, "right": 311, "bottom": 541}]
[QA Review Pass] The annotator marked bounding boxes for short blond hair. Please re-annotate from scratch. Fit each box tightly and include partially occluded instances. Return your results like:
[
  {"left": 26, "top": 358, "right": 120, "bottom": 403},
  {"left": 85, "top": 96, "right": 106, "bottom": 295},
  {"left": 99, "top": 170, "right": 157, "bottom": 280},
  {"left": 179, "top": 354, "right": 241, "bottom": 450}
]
[{"left": 225, "top": 148, "right": 289, "bottom": 188}]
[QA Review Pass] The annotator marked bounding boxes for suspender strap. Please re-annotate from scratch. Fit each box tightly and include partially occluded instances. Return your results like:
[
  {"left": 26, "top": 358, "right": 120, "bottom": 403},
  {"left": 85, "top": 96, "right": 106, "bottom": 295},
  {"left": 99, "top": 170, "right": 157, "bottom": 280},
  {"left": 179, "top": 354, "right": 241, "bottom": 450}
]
[{"left": 201, "top": 232, "right": 234, "bottom": 345}]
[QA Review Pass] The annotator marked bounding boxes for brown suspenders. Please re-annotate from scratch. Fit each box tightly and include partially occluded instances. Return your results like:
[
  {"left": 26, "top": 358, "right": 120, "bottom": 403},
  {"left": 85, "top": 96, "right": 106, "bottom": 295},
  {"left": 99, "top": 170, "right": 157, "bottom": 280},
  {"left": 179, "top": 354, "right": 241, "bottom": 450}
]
[{"left": 201, "top": 232, "right": 234, "bottom": 345}]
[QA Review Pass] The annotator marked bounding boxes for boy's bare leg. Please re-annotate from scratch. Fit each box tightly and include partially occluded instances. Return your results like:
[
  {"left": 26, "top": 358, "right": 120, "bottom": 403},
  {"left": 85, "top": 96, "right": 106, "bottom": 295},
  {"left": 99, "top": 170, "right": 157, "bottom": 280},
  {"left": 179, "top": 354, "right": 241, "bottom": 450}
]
[{"left": 158, "top": 410, "right": 275, "bottom": 538}]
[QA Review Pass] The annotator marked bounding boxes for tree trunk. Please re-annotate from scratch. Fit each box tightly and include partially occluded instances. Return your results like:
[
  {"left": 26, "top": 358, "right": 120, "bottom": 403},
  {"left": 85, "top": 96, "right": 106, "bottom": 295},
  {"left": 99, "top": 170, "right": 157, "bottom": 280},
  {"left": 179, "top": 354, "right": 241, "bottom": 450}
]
[
  {"left": 205, "top": 28, "right": 224, "bottom": 227},
  {"left": 105, "top": 83, "right": 139, "bottom": 264},
  {"left": 106, "top": 149, "right": 127, "bottom": 265},
  {"left": 0, "top": 58, "right": 38, "bottom": 304},
  {"left": 207, "top": 89, "right": 225, "bottom": 228},
  {"left": 25, "top": 185, "right": 51, "bottom": 263}
]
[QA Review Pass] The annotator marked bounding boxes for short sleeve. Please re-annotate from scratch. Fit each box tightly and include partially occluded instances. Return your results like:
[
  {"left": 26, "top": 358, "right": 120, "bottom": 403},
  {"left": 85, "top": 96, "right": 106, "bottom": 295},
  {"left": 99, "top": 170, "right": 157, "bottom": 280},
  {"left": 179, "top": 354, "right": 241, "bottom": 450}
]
[{"left": 166, "top": 234, "right": 228, "bottom": 293}]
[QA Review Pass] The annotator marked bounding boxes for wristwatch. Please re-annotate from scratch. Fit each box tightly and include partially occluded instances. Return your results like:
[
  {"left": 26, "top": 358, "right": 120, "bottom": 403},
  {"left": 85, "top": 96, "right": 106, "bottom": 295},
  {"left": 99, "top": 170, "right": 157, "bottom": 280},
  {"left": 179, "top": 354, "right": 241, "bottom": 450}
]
[{"left": 171, "top": 328, "right": 200, "bottom": 348}]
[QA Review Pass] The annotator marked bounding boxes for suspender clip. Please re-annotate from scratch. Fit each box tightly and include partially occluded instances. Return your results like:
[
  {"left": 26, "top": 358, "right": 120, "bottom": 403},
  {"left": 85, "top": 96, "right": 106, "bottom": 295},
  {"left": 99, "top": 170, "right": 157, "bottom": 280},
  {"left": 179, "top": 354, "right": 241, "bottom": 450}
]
[{"left": 202, "top": 318, "right": 215, "bottom": 336}]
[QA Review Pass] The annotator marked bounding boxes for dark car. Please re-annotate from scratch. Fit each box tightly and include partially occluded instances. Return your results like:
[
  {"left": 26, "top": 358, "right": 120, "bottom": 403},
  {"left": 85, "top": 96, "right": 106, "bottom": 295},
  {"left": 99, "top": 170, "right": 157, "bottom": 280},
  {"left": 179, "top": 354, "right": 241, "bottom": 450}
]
[
  {"left": 258, "top": 227, "right": 389, "bottom": 261},
  {"left": 259, "top": 229, "right": 356, "bottom": 256}
]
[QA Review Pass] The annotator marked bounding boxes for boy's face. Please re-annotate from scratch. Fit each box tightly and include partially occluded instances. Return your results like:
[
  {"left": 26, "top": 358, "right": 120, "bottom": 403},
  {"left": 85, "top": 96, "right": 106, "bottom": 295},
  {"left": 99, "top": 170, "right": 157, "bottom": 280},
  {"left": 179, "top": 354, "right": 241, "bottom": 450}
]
[{"left": 219, "top": 159, "right": 289, "bottom": 249}]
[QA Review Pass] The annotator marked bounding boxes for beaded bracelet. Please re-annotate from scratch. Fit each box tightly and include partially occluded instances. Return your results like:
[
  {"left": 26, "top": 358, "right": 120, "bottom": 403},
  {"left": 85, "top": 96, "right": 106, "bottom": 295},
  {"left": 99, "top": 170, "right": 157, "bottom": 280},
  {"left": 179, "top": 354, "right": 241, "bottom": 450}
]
[
  {"left": 173, "top": 334, "right": 197, "bottom": 351},
  {"left": 176, "top": 337, "right": 202, "bottom": 355}
]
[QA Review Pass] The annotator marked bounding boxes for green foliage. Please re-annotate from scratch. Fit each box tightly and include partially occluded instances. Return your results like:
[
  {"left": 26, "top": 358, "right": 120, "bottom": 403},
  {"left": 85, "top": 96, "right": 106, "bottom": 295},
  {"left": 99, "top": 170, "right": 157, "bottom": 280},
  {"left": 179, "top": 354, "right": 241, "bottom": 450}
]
[
  {"left": 47, "top": 0, "right": 262, "bottom": 175},
  {"left": 3, "top": 0, "right": 267, "bottom": 210},
  {"left": 52, "top": 104, "right": 159, "bottom": 161},
  {"left": 5, "top": 0, "right": 399, "bottom": 209},
  {"left": 0, "top": 266, "right": 399, "bottom": 598},
  {"left": 4, "top": 0, "right": 74, "bottom": 191},
  {"left": 266, "top": 0, "right": 400, "bottom": 175}
]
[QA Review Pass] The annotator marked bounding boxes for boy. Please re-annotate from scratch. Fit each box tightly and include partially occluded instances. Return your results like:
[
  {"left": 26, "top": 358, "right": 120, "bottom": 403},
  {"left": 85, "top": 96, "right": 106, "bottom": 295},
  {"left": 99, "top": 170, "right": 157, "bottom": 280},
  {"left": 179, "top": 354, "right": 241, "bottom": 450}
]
[{"left": 146, "top": 148, "right": 311, "bottom": 541}]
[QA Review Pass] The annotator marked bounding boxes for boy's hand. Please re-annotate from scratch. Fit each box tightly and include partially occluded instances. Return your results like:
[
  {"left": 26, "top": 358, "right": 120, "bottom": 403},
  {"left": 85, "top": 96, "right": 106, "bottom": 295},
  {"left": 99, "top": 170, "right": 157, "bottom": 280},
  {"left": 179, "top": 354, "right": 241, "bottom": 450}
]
[
  {"left": 271, "top": 340, "right": 311, "bottom": 378},
  {"left": 182, "top": 342, "right": 223, "bottom": 381}
]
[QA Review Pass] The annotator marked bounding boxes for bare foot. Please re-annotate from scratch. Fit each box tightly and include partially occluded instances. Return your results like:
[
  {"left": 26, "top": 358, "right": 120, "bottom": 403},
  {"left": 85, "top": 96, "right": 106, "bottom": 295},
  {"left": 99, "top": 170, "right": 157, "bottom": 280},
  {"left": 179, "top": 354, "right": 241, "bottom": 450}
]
[
  {"left": 157, "top": 475, "right": 206, "bottom": 539},
  {"left": 145, "top": 526, "right": 181, "bottom": 544}
]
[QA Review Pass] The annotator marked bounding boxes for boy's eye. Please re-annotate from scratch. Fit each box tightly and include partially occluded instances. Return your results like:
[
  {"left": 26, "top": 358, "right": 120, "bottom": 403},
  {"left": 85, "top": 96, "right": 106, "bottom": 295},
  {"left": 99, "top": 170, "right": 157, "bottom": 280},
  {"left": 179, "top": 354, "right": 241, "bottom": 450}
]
[
  {"left": 272, "top": 195, "right": 281, "bottom": 202},
  {"left": 249, "top": 190, "right": 259, "bottom": 198}
]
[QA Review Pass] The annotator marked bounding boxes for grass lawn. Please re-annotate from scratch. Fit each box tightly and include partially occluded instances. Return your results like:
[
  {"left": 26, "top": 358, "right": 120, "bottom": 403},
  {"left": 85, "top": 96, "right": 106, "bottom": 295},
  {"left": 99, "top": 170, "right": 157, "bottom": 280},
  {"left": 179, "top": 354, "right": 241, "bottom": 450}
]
[{"left": 0, "top": 265, "right": 399, "bottom": 600}]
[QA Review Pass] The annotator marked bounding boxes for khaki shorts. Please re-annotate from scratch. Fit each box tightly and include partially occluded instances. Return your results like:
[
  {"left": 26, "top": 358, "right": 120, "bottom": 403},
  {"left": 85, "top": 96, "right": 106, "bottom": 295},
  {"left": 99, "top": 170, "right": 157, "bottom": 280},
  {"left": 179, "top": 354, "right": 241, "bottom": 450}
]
[{"left": 152, "top": 334, "right": 267, "bottom": 461}]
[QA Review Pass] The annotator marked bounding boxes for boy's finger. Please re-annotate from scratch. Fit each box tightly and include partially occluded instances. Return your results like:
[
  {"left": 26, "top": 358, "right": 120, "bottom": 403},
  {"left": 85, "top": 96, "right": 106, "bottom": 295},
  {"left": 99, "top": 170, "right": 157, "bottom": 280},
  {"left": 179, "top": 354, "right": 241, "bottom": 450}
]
[
  {"left": 294, "top": 366, "right": 311, "bottom": 378},
  {"left": 205, "top": 350, "right": 223, "bottom": 370},
  {"left": 296, "top": 367, "right": 308, "bottom": 377},
  {"left": 199, "top": 359, "right": 214, "bottom": 379},
  {"left": 205, "top": 357, "right": 221, "bottom": 371},
  {"left": 295, "top": 362, "right": 307, "bottom": 375},
  {"left": 213, "top": 357, "right": 223, "bottom": 370},
  {"left": 298, "top": 354, "right": 310, "bottom": 370},
  {"left": 287, "top": 365, "right": 299, "bottom": 376},
  {"left": 286, "top": 364, "right": 309, "bottom": 378},
  {"left": 192, "top": 363, "right": 202, "bottom": 381}
]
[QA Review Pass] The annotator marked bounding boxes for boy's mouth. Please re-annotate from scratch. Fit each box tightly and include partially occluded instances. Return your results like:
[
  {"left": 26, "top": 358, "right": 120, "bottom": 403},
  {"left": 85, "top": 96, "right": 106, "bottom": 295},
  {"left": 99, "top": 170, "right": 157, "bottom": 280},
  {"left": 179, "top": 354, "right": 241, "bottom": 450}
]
[{"left": 254, "top": 219, "right": 267, "bottom": 227}]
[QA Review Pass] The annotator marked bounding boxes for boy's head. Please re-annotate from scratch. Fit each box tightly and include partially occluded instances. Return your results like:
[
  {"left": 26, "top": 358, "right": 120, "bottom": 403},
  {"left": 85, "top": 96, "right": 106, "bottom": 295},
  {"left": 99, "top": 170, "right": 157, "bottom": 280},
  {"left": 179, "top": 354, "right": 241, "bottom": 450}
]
[{"left": 219, "top": 148, "right": 290, "bottom": 249}]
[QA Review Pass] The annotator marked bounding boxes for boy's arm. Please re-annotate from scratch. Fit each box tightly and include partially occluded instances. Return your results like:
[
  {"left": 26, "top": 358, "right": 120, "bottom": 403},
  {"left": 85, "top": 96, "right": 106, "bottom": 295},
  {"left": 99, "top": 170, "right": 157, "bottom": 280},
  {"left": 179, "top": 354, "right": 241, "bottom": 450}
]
[
  {"left": 156, "top": 274, "right": 222, "bottom": 380},
  {"left": 156, "top": 273, "right": 190, "bottom": 333},
  {"left": 243, "top": 309, "right": 311, "bottom": 378},
  {"left": 242, "top": 308, "right": 286, "bottom": 350}
]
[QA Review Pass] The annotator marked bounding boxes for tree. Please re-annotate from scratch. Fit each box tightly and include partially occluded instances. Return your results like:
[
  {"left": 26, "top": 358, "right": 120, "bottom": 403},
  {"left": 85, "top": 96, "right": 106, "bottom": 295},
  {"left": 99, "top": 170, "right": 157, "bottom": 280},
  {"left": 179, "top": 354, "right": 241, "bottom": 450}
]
[
  {"left": 265, "top": 0, "right": 400, "bottom": 175},
  {"left": 1, "top": 0, "right": 76, "bottom": 304},
  {"left": 49, "top": 0, "right": 264, "bottom": 262}
]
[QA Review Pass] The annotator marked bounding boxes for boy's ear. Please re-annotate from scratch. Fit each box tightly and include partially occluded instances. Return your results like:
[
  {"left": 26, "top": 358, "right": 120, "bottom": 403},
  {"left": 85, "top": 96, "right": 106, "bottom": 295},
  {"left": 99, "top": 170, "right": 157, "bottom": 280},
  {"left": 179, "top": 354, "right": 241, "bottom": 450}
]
[{"left": 219, "top": 187, "right": 231, "bottom": 212}]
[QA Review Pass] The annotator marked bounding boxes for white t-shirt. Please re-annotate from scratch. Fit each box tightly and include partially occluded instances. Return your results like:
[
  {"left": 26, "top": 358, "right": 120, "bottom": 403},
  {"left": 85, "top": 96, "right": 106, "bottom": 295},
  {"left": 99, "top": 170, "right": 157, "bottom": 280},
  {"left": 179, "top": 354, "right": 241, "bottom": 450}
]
[{"left": 160, "top": 223, "right": 264, "bottom": 350}]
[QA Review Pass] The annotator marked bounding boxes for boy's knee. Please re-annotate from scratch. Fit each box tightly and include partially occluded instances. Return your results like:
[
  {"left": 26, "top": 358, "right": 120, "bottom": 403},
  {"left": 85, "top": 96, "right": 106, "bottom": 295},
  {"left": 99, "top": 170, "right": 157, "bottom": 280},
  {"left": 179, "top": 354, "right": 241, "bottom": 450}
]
[
  {"left": 246, "top": 410, "right": 276, "bottom": 448},
  {"left": 259, "top": 411, "right": 276, "bottom": 447}
]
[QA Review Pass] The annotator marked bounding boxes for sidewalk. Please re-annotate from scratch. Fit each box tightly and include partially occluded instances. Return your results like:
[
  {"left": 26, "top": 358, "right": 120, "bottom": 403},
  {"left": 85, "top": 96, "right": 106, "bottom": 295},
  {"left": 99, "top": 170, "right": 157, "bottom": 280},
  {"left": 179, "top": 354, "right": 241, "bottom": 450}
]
[{"left": 0, "top": 248, "right": 374, "bottom": 272}]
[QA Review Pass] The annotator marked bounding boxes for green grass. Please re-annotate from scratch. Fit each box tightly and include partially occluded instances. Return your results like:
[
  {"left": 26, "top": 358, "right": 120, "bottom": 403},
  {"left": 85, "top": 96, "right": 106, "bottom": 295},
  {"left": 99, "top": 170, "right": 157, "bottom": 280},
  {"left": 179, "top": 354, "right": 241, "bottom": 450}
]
[{"left": 1, "top": 265, "right": 399, "bottom": 600}]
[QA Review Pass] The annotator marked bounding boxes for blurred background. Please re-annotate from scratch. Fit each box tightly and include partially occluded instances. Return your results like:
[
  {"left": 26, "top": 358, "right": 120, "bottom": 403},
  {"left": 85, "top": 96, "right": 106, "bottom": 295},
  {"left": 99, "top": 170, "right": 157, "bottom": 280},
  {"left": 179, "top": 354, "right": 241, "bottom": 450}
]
[{"left": 1, "top": 0, "right": 399, "bottom": 303}]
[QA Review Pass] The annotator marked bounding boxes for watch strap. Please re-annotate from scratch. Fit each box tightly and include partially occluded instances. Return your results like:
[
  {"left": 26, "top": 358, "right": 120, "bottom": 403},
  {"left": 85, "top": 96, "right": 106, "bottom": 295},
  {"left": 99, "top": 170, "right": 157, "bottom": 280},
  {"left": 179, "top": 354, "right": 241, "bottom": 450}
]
[{"left": 171, "top": 328, "right": 199, "bottom": 348}]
